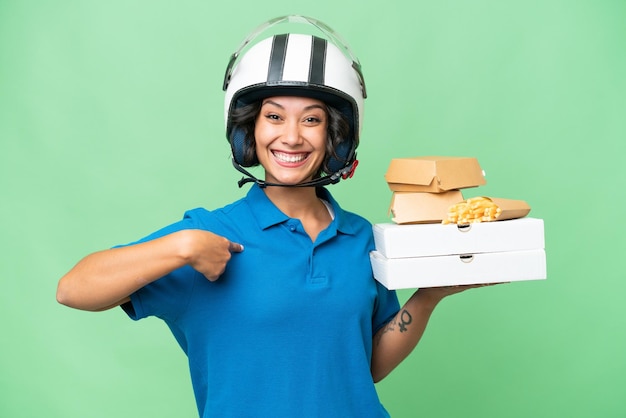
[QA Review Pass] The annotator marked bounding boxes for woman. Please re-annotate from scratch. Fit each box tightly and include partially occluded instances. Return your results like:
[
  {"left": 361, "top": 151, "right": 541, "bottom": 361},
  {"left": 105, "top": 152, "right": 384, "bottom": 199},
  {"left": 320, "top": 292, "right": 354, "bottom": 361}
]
[{"left": 57, "top": 15, "right": 476, "bottom": 417}]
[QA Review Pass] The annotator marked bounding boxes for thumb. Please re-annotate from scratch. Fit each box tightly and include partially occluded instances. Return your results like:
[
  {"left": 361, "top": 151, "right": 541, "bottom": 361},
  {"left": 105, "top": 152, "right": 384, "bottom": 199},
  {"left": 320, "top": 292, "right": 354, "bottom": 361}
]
[{"left": 228, "top": 241, "right": 244, "bottom": 253}]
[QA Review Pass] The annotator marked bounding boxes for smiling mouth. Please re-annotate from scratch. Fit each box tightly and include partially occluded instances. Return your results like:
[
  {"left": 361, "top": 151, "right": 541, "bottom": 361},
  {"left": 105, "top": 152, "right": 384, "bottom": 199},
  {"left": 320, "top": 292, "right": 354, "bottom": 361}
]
[{"left": 272, "top": 151, "right": 310, "bottom": 164}]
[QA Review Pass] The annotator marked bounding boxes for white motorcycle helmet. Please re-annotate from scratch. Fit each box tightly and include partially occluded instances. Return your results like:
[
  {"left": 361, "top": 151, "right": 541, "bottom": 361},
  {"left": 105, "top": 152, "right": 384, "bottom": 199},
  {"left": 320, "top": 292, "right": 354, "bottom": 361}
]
[{"left": 222, "top": 15, "right": 367, "bottom": 187}]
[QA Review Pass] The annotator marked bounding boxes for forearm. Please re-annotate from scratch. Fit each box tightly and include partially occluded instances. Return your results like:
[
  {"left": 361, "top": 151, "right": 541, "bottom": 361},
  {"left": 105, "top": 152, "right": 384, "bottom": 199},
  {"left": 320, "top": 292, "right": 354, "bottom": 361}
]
[
  {"left": 56, "top": 230, "right": 191, "bottom": 311},
  {"left": 371, "top": 289, "right": 443, "bottom": 382}
]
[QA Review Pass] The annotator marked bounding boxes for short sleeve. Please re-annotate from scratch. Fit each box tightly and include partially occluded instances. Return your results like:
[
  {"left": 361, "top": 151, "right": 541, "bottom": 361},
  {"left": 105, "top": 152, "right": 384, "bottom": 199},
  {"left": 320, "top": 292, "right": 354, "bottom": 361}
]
[
  {"left": 117, "top": 208, "right": 210, "bottom": 322},
  {"left": 372, "top": 281, "right": 400, "bottom": 334},
  {"left": 122, "top": 264, "right": 200, "bottom": 321}
]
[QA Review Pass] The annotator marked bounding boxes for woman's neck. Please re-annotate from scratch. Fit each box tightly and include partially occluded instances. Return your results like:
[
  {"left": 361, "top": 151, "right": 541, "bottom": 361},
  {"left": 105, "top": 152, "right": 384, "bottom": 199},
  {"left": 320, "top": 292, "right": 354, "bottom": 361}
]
[
  {"left": 263, "top": 186, "right": 320, "bottom": 218},
  {"left": 263, "top": 186, "right": 332, "bottom": 241}
]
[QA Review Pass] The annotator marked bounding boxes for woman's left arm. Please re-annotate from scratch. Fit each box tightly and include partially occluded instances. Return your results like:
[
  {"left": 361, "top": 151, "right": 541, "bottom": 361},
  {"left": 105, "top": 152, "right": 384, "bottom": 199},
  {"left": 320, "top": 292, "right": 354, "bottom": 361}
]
[{"left": 370, "top": 285, "right": 491, "bottom": 382}]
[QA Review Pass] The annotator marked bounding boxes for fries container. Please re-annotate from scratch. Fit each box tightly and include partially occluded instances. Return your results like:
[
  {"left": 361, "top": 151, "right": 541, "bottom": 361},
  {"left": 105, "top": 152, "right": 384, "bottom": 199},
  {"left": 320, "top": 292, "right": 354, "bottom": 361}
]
[{"left": 370, "top": 218, "right": 546, "bottom": 289}]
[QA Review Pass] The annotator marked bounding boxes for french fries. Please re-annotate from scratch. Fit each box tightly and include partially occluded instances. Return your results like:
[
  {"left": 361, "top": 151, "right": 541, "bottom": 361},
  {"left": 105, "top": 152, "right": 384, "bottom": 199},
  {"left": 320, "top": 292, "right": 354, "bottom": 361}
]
[{"left": 442, "top": 196, "right": 502, "bottom": 225}]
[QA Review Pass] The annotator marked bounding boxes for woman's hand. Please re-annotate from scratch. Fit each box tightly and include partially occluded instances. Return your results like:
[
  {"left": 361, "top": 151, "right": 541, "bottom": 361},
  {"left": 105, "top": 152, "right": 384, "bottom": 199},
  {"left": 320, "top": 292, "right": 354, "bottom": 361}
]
[
  {"left": 181, "top": 230, "right": 244, "bottom": 281},
  {"left": 415, "top": 282, "right": 503, "bottom": 306}
]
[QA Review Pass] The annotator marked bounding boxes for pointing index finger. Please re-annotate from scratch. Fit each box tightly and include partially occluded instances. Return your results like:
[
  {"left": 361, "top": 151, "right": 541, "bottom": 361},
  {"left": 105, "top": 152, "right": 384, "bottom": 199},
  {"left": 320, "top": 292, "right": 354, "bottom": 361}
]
[{"left": 229, "top": 241, "right": 244, "bottom": 253}]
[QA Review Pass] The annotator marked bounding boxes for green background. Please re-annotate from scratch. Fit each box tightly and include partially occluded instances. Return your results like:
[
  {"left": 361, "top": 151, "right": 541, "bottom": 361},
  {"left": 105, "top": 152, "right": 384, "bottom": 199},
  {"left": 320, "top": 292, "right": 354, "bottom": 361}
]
[{"left": 1, "top": 1, "right": 624, "bottom": 417}]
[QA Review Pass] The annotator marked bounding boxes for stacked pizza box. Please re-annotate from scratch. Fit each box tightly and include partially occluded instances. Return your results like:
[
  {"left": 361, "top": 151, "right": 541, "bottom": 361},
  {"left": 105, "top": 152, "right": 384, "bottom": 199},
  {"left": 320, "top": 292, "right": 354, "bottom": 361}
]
[{"left": 370, "top": 156, "right": 547, "bottom": 289}]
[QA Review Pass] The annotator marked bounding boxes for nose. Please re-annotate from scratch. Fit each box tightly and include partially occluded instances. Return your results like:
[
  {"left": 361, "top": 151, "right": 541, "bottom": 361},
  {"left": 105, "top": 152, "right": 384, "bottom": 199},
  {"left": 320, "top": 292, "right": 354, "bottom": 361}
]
[{"left": 281, "top": 120, "right": 303, "bottom": 146}]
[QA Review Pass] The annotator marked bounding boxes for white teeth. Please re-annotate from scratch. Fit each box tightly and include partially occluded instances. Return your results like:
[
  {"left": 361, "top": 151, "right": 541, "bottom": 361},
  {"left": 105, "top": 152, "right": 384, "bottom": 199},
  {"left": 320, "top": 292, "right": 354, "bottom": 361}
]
[{"left": 273, "top": 152, "right": 307, "bottom": 163}]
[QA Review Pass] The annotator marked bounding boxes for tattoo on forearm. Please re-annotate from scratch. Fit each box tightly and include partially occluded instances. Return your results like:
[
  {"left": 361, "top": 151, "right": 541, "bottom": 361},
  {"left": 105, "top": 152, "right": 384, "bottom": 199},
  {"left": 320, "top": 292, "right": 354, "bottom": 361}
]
[
  {"left": 375, "top": 309, "right": 413, "bottom": 346},
  {"left": 398, "top": 309, "right": 412, "bottom": 332}
]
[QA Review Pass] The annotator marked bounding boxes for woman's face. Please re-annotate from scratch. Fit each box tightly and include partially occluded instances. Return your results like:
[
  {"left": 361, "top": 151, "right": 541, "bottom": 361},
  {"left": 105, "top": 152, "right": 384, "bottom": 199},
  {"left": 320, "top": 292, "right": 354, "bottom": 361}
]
[{"left": 254, "top": 96, "right": 328, "bottom": 185}]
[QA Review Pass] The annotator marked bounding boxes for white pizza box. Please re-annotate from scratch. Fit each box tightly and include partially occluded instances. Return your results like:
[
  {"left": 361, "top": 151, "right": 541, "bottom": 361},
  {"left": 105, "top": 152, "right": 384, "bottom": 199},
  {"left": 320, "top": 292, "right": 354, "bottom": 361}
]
[
  {"left": 370, "top": 248, "right": 547, "bottom": 290},
  {"left": 373, "top": 217, "right": 544, "bottom": 259}
]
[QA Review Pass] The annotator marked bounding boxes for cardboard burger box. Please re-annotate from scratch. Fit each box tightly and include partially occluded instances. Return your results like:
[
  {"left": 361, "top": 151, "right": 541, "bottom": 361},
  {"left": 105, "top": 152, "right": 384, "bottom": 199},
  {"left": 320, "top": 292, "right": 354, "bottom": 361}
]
[
  {"left": 385, "top": 156, "right": 486, "bottom": 193},
  {"left": 370, "top": 218, "right": 546, "bottom": 289},
  {"left": 389, "top": 190, "right": 464, "bottom": 224}
]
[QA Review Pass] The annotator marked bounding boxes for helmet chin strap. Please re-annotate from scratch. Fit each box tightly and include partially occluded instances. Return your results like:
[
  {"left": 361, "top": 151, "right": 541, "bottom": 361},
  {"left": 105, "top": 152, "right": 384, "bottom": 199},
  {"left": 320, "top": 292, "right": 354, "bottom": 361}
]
[{"left": 231, "top": 158, "right": 358, "bottom": 189}]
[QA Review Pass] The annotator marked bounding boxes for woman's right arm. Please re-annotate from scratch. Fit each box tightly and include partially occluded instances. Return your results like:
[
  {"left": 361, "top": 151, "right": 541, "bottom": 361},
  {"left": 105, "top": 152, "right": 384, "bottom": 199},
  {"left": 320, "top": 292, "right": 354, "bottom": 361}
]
[{"left": 56, "top": 229, "right": 243, "bottom": 312}]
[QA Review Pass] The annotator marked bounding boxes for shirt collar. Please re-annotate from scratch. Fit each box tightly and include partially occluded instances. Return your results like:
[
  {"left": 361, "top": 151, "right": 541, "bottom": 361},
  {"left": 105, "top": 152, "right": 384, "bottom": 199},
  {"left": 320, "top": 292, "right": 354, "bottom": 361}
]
[{"left": 245, "top": 184, "right": 358, "bottom": 235}]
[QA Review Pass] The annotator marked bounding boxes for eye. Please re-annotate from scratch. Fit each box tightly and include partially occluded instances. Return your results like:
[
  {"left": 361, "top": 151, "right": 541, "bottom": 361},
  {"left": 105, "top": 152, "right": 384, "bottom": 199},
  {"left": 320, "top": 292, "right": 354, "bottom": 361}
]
[
  {"left": 264, "top": 113, "right": 281, "bottom": 121},
  {"left": 304, "top": 115, "right": 325, "bottom": 124}
]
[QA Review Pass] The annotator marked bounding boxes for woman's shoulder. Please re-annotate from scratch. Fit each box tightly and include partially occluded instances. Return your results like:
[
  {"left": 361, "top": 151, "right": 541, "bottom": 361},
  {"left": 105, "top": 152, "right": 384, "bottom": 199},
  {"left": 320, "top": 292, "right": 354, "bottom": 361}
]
[
  {"left": 339, "top": 206, "right": 371, "bottom": 225},
  {"left": 182, "top": 196, "right": 249, "bottom": 226},
  {"left": 332, "top": 205, "right": 375, "bottom": 241}
]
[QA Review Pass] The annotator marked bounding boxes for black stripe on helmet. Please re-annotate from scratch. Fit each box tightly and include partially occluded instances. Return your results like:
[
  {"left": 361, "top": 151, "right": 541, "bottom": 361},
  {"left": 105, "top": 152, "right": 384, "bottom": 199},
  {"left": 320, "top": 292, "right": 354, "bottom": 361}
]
[
  {"left": 309, "top": 36, "right": 326, "bottom": 85},
  {"left": 267, "top": 34, "right": 288, "bottom": 82}
]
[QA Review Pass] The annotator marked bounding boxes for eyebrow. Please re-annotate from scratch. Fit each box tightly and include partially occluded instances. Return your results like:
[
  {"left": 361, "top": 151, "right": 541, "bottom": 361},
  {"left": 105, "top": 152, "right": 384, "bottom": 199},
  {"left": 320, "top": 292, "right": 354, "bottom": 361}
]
[{"left": 261, "top": 99, "right": 326, "bottom": 112}]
